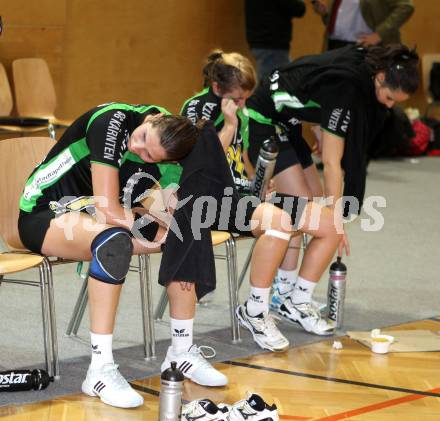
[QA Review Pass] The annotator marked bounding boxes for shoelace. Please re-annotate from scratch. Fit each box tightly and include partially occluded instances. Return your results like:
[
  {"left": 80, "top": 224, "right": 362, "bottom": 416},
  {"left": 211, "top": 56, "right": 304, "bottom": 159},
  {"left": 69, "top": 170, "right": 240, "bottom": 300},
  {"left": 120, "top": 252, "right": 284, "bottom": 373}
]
[
  {"left": 182, "top": 400, "right": 206, "bottom": 417},
  {"left": 100, "top": 363, "right": 130, "bottom": 391},
  {"left": 189, "top": 345, "right": 217, "bottom": 369}
]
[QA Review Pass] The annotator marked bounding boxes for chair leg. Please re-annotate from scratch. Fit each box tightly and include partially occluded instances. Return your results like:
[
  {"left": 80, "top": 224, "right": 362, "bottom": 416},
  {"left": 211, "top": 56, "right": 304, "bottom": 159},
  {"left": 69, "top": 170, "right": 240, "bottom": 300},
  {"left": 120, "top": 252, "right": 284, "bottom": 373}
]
[
  {"left": 65, "top": 274, "right": 89, "bottom": 336},
  {"left": 154, "top": 288, "right": 169, "bottom": 321},
  {"left": 38, "top": 263, "right": 51, "bottom": 377},
  {"left": 43, "top": 258, "right": 59, "bottom": 378},
  {"left": 138, "top": 255, "right": 156, "bottom": 360},
  {"left": 48, "top": 123, "right": 56, "bottom": 139},
  {"left": 237, "top": 238, "right": 257, "bottom": 291},
  {"left": 225, "top": 237, "right": 241, "bottom": 343}
]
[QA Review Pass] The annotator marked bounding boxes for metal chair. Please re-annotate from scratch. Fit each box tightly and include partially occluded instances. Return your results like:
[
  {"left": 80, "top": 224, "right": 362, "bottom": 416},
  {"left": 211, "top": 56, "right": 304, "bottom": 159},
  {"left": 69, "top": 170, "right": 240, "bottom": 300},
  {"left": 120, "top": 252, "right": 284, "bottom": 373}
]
[
  {"left": 65, "top": 255, "right": 157, "bottom": 360},
  {"left": 154, "top": 231, "right": 241, "bottom": 343},
  {"left": 0, "top": 253, "right": 58, "bottom": 377},
  {"left": 0, "top": 137, "right": 74, "bottom": 378}
]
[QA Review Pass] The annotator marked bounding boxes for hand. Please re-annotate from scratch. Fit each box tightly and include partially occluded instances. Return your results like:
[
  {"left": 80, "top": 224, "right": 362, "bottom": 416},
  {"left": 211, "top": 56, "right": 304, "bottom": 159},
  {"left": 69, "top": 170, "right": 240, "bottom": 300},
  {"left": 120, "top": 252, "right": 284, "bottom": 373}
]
[
  {"left": 357, "top": 32, "right": 382, "bottom": 47},
  {"left": 221, "top": 98, "right": 239, "bottom": 127},
  {"left": 311, "top": 0, "right": 327, "bottom": 16},
  {"left": 265, "top": 179, "right": 276, "bottom": 200},
  {"left": 338, "top": 232, "right": 350, "bottom": 257}
]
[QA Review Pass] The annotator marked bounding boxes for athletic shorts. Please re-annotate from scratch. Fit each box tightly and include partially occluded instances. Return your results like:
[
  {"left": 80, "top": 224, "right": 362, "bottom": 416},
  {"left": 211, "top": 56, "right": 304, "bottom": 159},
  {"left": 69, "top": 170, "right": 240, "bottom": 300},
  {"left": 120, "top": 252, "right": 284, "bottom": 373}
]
[
  {"left": 248, "top": 119, "right": 314, "bottom": 174},
  {"left": 210, "top": 192, "right": 308, "bottom": 236},
  {"left": 18, "top": 209, "right": 56, "bottom": 254}
]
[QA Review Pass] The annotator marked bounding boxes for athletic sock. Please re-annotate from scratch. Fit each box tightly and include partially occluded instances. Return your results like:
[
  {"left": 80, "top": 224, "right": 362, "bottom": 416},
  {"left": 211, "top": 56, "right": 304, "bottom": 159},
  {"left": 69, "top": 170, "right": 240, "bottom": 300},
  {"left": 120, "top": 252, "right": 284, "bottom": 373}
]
[
  {"left": 246, "top": 286, "right": 271, "bottom": 317},
  {"left": 275, "top": 268, "right": 298, "bottom": 294},
  {"left": 170, "top": 318, "right": 193, "bottom": 354},
  {"left": 90, "top": 332, "right": 114, "bottom": 369},
  {"left": 290, "top": 276, "right": 317, "bottom": 304}
]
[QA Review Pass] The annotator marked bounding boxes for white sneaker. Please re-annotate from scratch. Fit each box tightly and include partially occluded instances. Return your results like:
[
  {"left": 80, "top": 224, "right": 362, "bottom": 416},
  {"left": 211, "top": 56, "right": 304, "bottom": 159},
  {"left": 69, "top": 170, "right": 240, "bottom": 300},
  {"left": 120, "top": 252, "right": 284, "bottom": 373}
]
[
  {"left": 270, "top": 286, "right": 327, "bottom": 312},
  {"left": 81, "top": 363, "right": 143, "bottom": 408},
  {"left": 161, "top": 344, "right": 227, "bottom": 387},
  {"left": 278, "top": 297, "right": 335, "bottom": 335},
  {"left": 236, "top": 303, "right": 289, "bottom": 352},
  {"left": 229, "top": 393, "right": 279, "bottom": 421},
  {"left": 181, "top": 398, "right": 230, "bottom": 421}
]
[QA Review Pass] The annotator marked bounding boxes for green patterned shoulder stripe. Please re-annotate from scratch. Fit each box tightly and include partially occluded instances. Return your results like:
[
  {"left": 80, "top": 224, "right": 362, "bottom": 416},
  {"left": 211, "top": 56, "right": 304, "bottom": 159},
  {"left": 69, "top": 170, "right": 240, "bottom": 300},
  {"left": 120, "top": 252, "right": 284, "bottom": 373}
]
[
  {"left": 247, "top": 108, "right": 273, "bottom": 125},
  {"left": 180, "top": 88, "right": 210, "bottom": 115},
  {"left": 86, "top": 103, "right": 171, "bottom": 132}
]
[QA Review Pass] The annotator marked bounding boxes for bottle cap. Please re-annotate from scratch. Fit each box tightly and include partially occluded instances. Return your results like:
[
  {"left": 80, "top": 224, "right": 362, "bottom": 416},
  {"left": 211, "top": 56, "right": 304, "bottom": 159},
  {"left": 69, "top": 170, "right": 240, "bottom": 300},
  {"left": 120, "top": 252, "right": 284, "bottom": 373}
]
[
  {"left": 330, "top": 256, "right": 347, "bottom": 272},
  {"left": 260, "top": 137, "right": 279, "bottom": 159},
  {"left": 161, "top": 361, "right": 184, "bottom": 382}
]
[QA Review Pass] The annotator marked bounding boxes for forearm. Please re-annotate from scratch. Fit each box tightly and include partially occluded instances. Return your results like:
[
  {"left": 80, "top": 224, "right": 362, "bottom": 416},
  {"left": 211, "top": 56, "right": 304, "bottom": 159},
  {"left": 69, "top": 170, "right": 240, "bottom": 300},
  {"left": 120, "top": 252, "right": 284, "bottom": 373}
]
[
  {"left": 95, "top": 203, "right": 135, "bottom": 230},
  {"left": 218, "top": 123, "right": 237, "bottom": 152},
  {"left": 375, "top": 4, "right": 414, "bottom": 40},
  {"left": 323, "top": 164, "right": 343, "bottom": 210}
]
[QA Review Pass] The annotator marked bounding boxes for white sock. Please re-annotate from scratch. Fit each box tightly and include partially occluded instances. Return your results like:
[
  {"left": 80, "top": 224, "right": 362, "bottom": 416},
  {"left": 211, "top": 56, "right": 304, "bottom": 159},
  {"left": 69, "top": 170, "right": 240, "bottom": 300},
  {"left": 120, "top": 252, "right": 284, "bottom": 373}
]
[
  {"left": 275, "top": 268, "right": 298, "bottom": 294},
  {"left": 170, "top": 318, "right": 193, "bottom": 354},
  {"left": 290, "top": 276, "right": 317, "bottom": 304},
  {"left": 246, "top": 286, "right": 271, "bottom": 316},
  {"left": 90, "top": 332, "right": 114, "bottom": 369}
]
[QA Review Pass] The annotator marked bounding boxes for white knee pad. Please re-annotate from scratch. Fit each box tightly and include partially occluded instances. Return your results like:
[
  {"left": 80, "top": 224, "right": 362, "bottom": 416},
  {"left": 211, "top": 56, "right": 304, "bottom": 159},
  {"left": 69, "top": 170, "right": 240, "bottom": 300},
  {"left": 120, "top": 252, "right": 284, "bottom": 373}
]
[{"left": 264, "top": 229, "right": 291, "bottom": 241}]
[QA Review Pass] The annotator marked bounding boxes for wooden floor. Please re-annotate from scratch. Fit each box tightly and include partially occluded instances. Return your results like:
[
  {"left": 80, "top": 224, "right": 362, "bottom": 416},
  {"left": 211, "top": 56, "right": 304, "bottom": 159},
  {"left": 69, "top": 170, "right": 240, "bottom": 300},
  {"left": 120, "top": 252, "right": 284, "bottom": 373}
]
[{"left": 1, "top": 318, "right": 440, "bottom": 420}]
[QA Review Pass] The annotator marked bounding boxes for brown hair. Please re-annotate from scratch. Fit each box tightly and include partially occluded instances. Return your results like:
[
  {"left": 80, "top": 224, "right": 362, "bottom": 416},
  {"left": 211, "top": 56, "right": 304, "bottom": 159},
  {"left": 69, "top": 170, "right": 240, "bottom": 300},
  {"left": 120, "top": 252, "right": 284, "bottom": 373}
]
[
  {"left": 202, "top": 49, "right": 257, "bottom": 93},
  {"left": 151, "top": 115, "right": 206, "bottom": 160},
  {"left": 365, "top": 44, "right": 420, "bottom": 94}
]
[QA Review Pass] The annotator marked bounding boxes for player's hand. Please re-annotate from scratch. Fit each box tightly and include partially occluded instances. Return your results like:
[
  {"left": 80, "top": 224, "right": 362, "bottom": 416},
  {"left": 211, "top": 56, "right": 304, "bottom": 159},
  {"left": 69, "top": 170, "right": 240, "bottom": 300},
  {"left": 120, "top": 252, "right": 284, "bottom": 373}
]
[
  {"left": 221, "top": 98, "right": 239, "bottom": 127},
  {"left": 311, "top": 0, "right": 328, "bottom": 16},
  {"left": 357, "top": 32, "right": 382, "bottom": 47},
  {"left": 338, "top": 232, "right": 350, "bottom": 257}
]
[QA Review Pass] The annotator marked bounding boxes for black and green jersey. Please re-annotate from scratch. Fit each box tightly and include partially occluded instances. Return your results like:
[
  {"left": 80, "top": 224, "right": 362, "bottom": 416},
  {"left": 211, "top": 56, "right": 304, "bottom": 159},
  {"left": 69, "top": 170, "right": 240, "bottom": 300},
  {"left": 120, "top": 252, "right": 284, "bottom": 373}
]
[
  {"left": 19, "top": 103, "right": 182, "bottom": 214},
  {"left": 180, "top": 87, "right": 251, "bottom": 193},
  {"left": 247, "top": 61, "right": 352, "bottom": 139}
]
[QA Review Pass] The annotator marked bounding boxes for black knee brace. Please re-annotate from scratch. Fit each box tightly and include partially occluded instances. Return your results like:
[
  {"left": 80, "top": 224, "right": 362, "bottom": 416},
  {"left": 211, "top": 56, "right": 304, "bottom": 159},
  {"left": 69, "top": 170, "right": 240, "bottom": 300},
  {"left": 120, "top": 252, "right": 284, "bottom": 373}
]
[{"left": 89, "top": 227, "right": 133, "bottom": 285}]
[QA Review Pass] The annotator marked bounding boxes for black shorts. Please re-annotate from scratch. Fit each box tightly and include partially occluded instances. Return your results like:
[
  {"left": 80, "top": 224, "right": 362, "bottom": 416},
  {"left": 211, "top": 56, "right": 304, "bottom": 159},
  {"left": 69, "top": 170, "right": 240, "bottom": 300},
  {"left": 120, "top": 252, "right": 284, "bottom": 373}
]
[
  {"left": 18, "top": 209, "right": 56, "bottom": 254},
  {"left": 248, "top": 119, "right": 313, "bottom": 174},
  {"left": 210, "top": 192, "right": 307, "bottom": 236}
]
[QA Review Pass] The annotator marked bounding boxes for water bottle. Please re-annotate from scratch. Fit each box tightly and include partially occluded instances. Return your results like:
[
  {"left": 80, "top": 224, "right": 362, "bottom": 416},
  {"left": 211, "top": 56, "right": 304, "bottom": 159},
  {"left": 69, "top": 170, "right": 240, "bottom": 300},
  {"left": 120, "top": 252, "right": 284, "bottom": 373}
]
[
  {"left": 251, "top": 136, "right": 279, "bottom": 200},
  {"left": 159, "top": 361, "right": 184, "bottom": 421},
  {"left": 326, "top": 257, "right": 347, "bottom": 328},
  {"left": 0, "top": 369, "right": 53, "bottom": 392}
]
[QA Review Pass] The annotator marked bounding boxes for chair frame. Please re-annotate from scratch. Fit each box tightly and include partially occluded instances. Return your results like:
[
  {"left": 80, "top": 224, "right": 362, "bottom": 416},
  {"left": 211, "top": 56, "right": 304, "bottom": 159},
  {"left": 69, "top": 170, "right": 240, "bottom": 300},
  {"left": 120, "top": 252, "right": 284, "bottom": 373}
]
[
  {"left": 0, "top": 254, "right": 59, "bottom": 378},
  {"left": 65, "top": 255, "right": 157, "bottom": 360},
  {"left": 153, "top": 235, "right": 240, "bottom": 343}
]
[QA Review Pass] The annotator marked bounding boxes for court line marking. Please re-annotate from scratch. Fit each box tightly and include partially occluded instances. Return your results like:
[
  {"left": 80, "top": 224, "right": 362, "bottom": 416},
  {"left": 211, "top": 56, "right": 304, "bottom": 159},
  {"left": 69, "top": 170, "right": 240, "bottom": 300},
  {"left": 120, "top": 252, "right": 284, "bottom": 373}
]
[
  {"left": 279, "top": 415, "right": 311, "bottom": 420},
  {"left": 222, "top": 360, "right": 440, "bottom": 398},
  {"left": 313, "top": 387, "right": 440, "bottom": 420}
]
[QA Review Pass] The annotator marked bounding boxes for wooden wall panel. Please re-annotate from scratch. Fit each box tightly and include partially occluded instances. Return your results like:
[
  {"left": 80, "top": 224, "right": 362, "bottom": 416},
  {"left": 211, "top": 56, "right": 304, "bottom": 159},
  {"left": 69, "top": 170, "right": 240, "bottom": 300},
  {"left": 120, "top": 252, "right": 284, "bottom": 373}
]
[
  {"left": 0, "top": 1, "right": 66, "bottom": 115},
  {"left": 58, "top": 0, "right": 250, "bottom": 117},
  {"left": 0, "top": 0, "right": 438, "bottom": 120}
]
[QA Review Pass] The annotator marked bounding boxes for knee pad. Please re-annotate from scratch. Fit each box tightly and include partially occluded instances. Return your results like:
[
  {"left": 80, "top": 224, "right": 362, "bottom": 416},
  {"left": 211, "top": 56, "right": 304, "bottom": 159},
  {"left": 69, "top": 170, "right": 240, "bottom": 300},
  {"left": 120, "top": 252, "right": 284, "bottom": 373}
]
[
  {"left": 264, "top": 229, "right": 291, "bottom": 241},
  {"left": 89, "top": 227, "right": 133, "bottom": 285}
]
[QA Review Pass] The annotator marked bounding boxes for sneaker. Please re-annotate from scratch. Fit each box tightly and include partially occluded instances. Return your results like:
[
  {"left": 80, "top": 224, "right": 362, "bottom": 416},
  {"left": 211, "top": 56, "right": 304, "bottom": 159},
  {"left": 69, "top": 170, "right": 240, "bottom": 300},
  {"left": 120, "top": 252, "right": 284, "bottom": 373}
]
[
  {"left": 229, "top": 393, "right": 279, "bottom": 421},
  {"left": 278, "top": 297, "right": 335, "bottom": 335},
  {"left": 270, "top": 286, "right": 327, "bottom": 312},
  {"left": 81, "top": 363, "right": 143, "bottom": 408},
  {"left": 161, "top": 344, "right": 227, "bottom": 387},
  {"left": 181, "top": 398, "right": 230, "bottom": 421},
  {"left": 236, "top": 303, "right": 289, "bottom": 352}
]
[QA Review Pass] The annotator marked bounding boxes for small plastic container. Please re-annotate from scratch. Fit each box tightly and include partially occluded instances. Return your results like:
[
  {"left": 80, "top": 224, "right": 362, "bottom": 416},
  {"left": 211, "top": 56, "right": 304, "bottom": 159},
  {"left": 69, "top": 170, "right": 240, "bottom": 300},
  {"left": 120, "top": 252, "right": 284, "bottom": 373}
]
[{"left": 371, "top": 335, "right": 394, "bottom": 354}]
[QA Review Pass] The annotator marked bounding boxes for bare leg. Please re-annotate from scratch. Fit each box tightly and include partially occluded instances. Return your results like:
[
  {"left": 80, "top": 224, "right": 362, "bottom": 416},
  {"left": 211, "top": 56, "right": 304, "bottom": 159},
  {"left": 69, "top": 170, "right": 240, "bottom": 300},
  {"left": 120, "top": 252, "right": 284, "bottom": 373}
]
[
  {"left": 273, "top": 165, "right": 312, "bottom": 271},
  {"left": 248, "top": 203, "right": 293, "bottom": 288}
]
